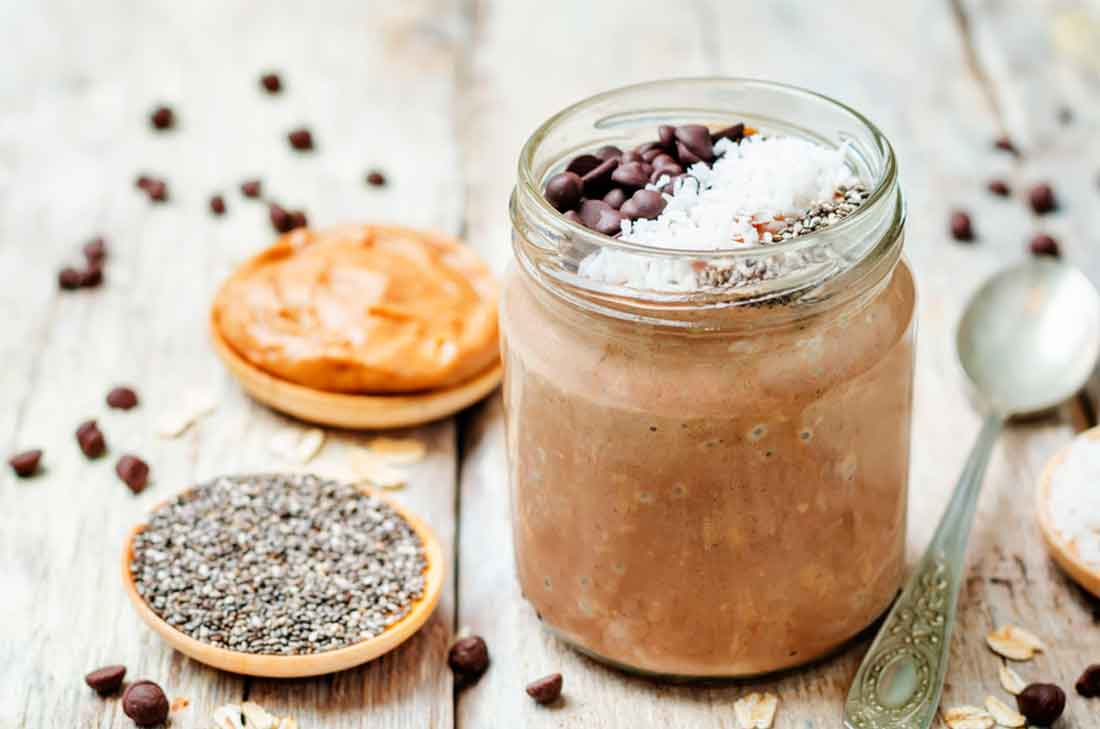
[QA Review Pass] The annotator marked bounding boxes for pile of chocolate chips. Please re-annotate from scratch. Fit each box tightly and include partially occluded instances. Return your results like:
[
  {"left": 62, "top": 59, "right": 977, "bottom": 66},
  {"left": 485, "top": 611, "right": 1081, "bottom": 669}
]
[{"left": 542, "top": 123, "right": 750, "bottom": 236}]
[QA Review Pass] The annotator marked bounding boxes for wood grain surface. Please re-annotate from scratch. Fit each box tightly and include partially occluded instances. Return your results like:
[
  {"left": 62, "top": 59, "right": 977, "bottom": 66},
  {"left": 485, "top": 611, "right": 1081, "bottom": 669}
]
[{"left": 3, "top": 0, "right": 1099, "bottom": 727}]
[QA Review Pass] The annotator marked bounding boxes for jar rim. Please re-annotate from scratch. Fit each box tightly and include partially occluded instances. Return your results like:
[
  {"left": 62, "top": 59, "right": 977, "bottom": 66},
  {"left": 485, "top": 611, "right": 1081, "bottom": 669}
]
[{"left": 516, "top": 76, "right": 898, "bottom": 260}]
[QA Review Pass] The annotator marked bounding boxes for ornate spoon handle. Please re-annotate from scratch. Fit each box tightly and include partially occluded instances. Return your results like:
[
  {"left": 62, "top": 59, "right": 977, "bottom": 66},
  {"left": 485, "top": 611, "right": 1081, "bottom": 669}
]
[{"left": 843, "top": 414, "right": 1002, "bottom": 729}]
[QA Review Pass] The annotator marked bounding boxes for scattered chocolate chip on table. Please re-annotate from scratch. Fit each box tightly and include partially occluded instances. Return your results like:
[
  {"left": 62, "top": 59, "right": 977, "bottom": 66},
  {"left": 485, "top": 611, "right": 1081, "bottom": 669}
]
[
  {"left": 525, "top": 673, "right": 563, "bottom": 705},
  {"left": 8, "top": 449, "right": 42, "bottom": 478},
  {"left": 84, "top": 664, "right": 126, "bottom": 694},
  {"left": 75, "top": 420, "right": 106, "bottom": 459},
  {"left": 122, "top": 680, "right": 170, "bottom": 726}
]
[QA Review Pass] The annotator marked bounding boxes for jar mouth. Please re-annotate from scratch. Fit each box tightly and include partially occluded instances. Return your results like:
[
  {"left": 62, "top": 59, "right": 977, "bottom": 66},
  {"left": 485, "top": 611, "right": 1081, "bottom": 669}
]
[
  {"left": 510, "top": 77, "right": 906, "bottom": 324},
  {"left": 516, "top": 77, "right": 897, "bottom": 260}
]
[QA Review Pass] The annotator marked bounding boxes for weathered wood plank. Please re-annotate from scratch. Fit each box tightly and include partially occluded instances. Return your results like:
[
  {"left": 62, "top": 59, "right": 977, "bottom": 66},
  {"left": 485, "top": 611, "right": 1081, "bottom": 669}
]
[
  {"left": 456, "top": 0, "right": 1087, "bottom": 726},
  {"left": 0, "top": 1, "right": 464, "bottom": 727}
]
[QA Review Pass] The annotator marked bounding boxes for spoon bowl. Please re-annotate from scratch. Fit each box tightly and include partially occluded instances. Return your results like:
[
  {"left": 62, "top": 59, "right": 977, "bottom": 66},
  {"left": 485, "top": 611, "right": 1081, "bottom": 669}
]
[{"left": 957, "top": 259, "right": 1100, "bottom": 416}]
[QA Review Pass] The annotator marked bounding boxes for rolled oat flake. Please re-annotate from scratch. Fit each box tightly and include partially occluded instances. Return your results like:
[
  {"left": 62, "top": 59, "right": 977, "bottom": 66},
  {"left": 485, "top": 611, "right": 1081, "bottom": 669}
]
[{"left": 129, "top": 473, "right": 427, "bottom": 655}]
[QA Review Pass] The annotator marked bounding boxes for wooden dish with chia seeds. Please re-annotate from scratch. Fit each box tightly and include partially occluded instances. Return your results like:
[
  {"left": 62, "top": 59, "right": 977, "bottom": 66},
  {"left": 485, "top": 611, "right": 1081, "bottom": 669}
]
[{"left": 120, "top": 474, "right": 445, "bottom": 678}]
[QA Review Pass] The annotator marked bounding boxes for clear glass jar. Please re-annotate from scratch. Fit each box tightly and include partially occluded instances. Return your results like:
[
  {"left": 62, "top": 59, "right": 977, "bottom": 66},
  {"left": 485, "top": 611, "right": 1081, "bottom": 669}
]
[{"left": 503, "top": 78, "right": 914, "bottom": 678}]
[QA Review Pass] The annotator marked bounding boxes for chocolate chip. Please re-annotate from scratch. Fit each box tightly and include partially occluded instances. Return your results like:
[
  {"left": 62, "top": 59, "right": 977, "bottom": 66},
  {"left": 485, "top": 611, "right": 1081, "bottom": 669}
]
[
  {"left": 635, "top": 141, "right": 663, "bottom": 157},
  {"left": 579, "top": 199, "right": 624, "bottom": 236},
  {"left": 610, "top": 161, "right": 652, "bottom": 190},
  {"left": 116, "top": 454, "right": 150, "bottom": 494},
  {"left": 85, "top": 665, "right": 126, "bottom": 694},
  {"left": 240, "top": 179, "right": 262, "bottom": 198},
  {"left": 1029, "top": 233, "right": 1060, "bottom": 258},
  {"left": 144, "top": 178, "right": 168, "bottom": 202},
  {"left": 949, "top": 210, "right": 974, "bottom": 241},
  {"left": 1028, "top": 183, "right": 1057, "bottom": 214},
  {"left": 107, "top": 386, "right": 139, "bottom": 410},
  {"left": 448, "top": 636, "right": 490, "bottom": 683},
  {"left": 676, "top": 141, "right": 702, "bottom": 166},
  {"left": 366, "top": 169, "right": 387, "bottom": 187},
  {"left": 76, "top": 420, "right": 106, "bottom": 459},
  {"left": 289, "top": 210, "right": 308, "bottom": 230},
  {"left": 287, "top": 127, "right": 314, "bottom": 151},
  {"left": 83, "top": 236, "right": 108, "bottom": 265},
  {"left": 994, "top": 136, "right": 1018, "bottom": 155},
  {"left": 1076, "top": 664, "right": 1100, "bottom": 697},
  {"left": 1016, "top": 683, "right": 1065, "bottom": 726},
  {"left": 544, "top": 172, "right": 583, "bottom": 212},
  {"left": 58, "top": 267, "right": 83, "bottom": 290},
  {"left": 135, "top": 175, "right": 152, "bottom": 190},
  {"left": 270, "top": 204, "right": 293, "bottom": 233},
  {"left": 621, "top": 189, "right": 667, "bottom": 220},
  {"left": 260, "top": 72, "right": 282, "bottom": 94},
  {"left": 149, "top": 106, "right": 174, "bottom": 131},
  {"left": 602, "top": 188, "right": 627, "bottom": 210},
  {"left": 595, "top": 145, "right": 622, "bottom": 161},
  {"left": 8, "top": 449, "right": 42, "bottom": 478},
  {"left": 525, "top": 673, "right": 563, "bottom": 705},
  {"left": 79, "top": 265, "right": 103, "bottom": 288},
  {"left": 122, "top": 680, "right": 169, "bottom": 726},
  {"left": 580, "top": 158, "right": 619, "bottom": 198},
  {"left": 565, "top": 154, "right": 601, "bottom": 177},
  {"left": 674, "top": 124, "right": 714, "bottom": 163},
  {"left": 712, "top": 122, "right": 746, "bottom": 143},
  {"left": 621, "top": 149, "right": 643, "bottom": 164},
  {"left": 658, "top": 124, "right": 676, "bottom": 148},
  {"left": 209, "top": 195, "right": 226, "bottom": 216},
  {"left": 987, "top": 179, "right": 1011, "bottom": 197},
  {"left": 641, "top": 147, "right": 664, "bottom": 163},
  {"left": 562, "top": 210, "right": 582, "bottom": 224}
]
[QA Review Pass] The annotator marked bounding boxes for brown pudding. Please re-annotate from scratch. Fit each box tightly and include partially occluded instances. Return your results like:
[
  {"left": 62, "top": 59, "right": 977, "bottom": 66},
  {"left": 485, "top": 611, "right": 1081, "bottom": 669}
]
[{"left": 501, "top": 261, "right": 915, "bottom": 677}]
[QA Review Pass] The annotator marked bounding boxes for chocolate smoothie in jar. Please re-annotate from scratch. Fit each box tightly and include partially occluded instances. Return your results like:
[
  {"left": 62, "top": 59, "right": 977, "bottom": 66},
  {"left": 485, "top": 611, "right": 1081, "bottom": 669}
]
[{"left": 502, "top": 79, "right": 914, "bottom": 678}]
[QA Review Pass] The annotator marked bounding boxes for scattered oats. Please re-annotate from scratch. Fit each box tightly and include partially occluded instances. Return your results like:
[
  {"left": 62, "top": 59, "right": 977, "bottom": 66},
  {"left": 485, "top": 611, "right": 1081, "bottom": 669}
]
[
  {"left": 212, "top": 704, "right": 245, "bottom": 729},
  {"left": 986, "top": 625, "right": 1044, "bottom": 661},
  {"left": 350, "top": 450, "right": 407, "bottom": 490},
  {"left": 998, "top": 664, "right": 1027, "bottom": 695},
  {"left": 157, "top": 390, "right": 217, "bottom": 437},
  {"left": 269, "top": 427, "right": 326, "bottom": 464},
  {"left": 734, "top": 691, "right": 779, "bottom": 729},
  {"left": 943, "top": 705, "right": 995, "bottom": 729},
  {"left": 241, "top": 701, "right": 277, "bottom": 729},
  {"left": 367, "top": 436, "right": 427, "bottom": 465},
  {"left": 984, "top": 695, "right": 1025, "bottom": 728}
]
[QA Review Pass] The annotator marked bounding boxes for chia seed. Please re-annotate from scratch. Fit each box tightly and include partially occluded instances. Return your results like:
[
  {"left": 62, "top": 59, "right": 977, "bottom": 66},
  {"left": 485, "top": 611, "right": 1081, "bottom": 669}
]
[
  {"left": 695, "top": 182, "right": 870, "bottom": 290},
  {"left": 129, "top": 473, "right": 427, "bottom": 656}
]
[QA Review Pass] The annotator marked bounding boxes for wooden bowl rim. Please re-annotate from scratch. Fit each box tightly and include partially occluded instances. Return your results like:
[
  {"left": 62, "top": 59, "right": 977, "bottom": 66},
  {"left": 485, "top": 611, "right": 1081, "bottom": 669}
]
[
  {"left": 1036, "top": 426, "right": 1100, "bottom": 599},
  {"left": 209, "top": 321, "right": 502, "bottom": 429},
  {"left": 121, "top": 479, "right": 445, "bottom": 678}
]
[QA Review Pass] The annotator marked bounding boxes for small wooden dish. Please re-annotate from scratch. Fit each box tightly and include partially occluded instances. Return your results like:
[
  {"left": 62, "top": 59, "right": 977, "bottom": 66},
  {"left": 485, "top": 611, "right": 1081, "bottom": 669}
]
[
  {"left": 211, "top": 325, "right": 502, "bottom": 429},
  {"left": 1037, "top": 426, "right": 1100, "bottom": 598},
  {"left": 121, "top": 485, "right": 445, "bottom": 678}
]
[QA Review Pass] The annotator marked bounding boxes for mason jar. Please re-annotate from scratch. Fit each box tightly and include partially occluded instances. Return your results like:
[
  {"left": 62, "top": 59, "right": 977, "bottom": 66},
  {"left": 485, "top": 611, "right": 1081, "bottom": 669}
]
[{"left": 503, "top": 78, "right": 914, "bottom": 678}]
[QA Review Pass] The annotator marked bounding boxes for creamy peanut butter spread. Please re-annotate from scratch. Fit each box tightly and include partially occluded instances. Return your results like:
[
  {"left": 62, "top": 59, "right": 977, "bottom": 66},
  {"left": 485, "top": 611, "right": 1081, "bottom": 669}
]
[{"left": 213, "top": 224, "right": 498, "bottom": 394}]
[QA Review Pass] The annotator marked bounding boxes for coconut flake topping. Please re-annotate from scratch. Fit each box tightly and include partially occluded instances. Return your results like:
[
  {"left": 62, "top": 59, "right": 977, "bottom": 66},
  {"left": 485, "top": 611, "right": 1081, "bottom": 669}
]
[{"left": 577, "top": 134, "right": 862, "bottom": 291}]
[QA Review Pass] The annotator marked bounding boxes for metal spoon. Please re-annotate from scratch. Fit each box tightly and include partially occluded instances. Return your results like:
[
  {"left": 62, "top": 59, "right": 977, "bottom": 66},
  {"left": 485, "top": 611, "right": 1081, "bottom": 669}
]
[{"left": 843, "top": 259, "right": 1100, "bottom": 729}]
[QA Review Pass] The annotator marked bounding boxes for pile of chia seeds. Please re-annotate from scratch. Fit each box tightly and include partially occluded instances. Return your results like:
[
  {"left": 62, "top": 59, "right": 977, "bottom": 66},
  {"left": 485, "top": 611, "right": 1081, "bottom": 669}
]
[{"left": 130, "top": 473, "right": 426, "bottom": 656}]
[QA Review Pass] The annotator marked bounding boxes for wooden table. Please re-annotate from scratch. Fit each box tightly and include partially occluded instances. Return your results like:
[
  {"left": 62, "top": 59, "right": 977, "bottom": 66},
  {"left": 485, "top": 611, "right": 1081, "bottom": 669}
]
[{"left": 4, "top": 1, "right": 1100, "bottom": 726}]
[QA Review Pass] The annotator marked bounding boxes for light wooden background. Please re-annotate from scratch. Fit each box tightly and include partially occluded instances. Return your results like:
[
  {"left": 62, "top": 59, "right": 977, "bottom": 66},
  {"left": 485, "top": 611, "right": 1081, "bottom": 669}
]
[{"left": 3, "top": 0, "right": 1100, "bottom": 727}]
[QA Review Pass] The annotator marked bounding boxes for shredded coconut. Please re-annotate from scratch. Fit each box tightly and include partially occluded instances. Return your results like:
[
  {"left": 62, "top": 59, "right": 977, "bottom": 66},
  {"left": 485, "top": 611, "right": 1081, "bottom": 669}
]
[
  {"left": 577, "top": 134, "right": 862, "bottom": 292},
  {"left": 1049, "top": 433, "right": 1100, "bottom": 568}
]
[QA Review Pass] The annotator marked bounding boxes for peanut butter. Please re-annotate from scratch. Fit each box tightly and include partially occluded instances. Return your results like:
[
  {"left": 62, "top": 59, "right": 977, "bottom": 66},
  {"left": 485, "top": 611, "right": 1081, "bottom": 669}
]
[{"left": 213, "top": 224, "right": 498, "bottom": 394}]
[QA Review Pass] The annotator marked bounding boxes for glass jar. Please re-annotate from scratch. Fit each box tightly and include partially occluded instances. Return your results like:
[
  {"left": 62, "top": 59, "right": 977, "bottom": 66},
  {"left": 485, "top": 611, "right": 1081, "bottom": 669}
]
[{"left": 503, "top": 78, "right": 914, "bottom": 678}]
